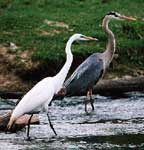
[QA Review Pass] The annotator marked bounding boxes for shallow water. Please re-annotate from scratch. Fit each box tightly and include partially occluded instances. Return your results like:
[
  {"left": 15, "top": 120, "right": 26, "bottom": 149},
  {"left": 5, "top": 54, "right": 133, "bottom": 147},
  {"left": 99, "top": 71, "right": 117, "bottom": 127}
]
[{"left": 0, "top": 92, "right": 144, "bottom": 150}]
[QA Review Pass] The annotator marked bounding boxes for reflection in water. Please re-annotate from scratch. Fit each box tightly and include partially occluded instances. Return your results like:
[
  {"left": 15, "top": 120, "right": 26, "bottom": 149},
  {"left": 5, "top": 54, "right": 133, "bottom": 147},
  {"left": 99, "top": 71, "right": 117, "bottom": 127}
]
[{"left": 0, "top": 92, "right": 144, "bottom": 149}]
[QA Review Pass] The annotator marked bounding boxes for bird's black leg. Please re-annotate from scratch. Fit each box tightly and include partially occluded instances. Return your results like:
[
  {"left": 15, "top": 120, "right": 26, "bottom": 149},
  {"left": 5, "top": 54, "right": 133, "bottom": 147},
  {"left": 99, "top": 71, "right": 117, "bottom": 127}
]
[
  {"left": 27, "top": 114, "right": 33, "bottom": 140},
  {"left": 89, "top": 89, "right": 94, "bottom": 111},
  {"left": 47, "top": 113, "right": 57, "bottom": 136},
  {"left": 16, "top": 99, "right": 21, "bottom": 105}
]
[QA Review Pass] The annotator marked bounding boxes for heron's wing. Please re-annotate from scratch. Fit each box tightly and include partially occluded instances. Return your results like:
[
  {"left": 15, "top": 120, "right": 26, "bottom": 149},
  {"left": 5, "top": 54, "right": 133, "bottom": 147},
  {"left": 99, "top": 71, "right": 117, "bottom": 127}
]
[
  {"left": 64, "top": 57, "right": 91, "bottom": 87},
  {"left": 64, "top": 53, "right": 104, "bottom": 95}
]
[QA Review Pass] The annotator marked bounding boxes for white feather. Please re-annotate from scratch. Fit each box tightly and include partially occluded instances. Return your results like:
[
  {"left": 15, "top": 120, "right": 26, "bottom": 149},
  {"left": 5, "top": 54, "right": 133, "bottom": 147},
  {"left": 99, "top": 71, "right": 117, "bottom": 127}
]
[{"left": 8, "top": 33, "right": 95, "bottom": 126}]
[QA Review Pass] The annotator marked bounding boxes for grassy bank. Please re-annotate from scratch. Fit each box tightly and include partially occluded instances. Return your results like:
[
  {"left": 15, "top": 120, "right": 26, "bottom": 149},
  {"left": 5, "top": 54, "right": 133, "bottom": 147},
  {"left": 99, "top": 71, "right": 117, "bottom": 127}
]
[{"left": 0, "top": 0, "right": 144, "bottom": 74}]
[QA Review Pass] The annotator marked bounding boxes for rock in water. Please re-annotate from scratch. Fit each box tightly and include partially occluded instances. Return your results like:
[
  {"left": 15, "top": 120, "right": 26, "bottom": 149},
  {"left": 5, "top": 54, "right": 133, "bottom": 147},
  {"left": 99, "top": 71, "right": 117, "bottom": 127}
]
[{"left": 0, "top": 111, "right": 39, "bottom": 132}]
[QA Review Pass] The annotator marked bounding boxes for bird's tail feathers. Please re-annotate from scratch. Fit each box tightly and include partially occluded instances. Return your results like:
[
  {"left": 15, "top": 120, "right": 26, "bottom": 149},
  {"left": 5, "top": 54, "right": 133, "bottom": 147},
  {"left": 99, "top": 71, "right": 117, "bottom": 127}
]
[{"left": 7, "top": 116, "right": 15, "bottom": 130}]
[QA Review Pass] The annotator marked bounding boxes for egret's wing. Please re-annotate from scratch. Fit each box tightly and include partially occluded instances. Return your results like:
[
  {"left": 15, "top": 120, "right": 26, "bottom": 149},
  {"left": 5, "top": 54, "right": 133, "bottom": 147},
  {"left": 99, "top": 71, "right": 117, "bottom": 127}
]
[{"left": 12, "top": 78, "right": 54, "bottom": 117}]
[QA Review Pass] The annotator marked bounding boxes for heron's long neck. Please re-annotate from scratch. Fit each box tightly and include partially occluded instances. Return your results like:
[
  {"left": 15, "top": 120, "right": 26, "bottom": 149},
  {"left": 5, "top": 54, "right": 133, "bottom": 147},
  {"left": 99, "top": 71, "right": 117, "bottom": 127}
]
[
  {"left": 53, "top": 38, "right": 73, "bottom": 93},
  {"left": 102, "top": 17, "right": 116, "bottom": 68}
]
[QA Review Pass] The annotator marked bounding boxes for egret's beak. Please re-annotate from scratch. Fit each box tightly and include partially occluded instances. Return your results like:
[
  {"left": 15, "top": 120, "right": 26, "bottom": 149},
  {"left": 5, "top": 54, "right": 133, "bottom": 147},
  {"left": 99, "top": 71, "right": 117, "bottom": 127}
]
[
  {"left": 85, "top": 36, "right": 98, "bottom": 41},
  {"left": 119, "top": 15, "right": 136, "bottom": 21}
]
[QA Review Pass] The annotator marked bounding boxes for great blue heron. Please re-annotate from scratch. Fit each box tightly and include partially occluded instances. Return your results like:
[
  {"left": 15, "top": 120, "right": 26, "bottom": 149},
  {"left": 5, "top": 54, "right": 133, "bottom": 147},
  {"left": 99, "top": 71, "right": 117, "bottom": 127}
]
[
  {"left": 64, "top": 11, "right": 136, "bottom": 114},
  {"left": 7, "top": 34, "right": 97, "bottom": 139}
]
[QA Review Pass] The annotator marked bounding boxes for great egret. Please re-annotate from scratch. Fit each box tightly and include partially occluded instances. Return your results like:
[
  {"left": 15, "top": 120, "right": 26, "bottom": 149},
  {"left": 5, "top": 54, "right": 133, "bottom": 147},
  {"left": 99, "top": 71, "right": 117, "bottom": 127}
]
[
  {"left": 64, "top": 11, "right": 136, "bottom": 114},
  {"left": 7, "top": 33, "right": 97, "bottom": 139}
]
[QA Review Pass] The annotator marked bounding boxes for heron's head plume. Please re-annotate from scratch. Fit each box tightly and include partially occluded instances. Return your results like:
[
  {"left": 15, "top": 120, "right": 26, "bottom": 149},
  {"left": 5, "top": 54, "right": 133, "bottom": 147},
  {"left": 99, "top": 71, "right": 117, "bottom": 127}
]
[{"left": 105, "top": 11, "right": 136, "bottom": 21}]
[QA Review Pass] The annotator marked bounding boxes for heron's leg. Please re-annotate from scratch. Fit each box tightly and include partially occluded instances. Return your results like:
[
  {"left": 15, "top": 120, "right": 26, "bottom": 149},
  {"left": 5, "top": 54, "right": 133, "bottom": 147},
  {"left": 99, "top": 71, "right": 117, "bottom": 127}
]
[
  {"left": 47, "top": 113, "right": 57, "bottom": 136},
  {"left": 84, "top": 91, "right": 90, "bottom": 114},
  {"left": 27, "top": 114, "right": 33, "bottom": 140},
  {"left": 89, "top": 89, "right": 94, "bottom": 111}
]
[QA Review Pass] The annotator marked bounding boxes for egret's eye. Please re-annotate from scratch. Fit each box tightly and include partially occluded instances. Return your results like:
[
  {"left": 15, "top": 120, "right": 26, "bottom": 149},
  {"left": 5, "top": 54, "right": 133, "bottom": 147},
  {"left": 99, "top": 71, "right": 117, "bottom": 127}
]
[{"left": 80, "top": 35, "right": 85, "bottom": 38}]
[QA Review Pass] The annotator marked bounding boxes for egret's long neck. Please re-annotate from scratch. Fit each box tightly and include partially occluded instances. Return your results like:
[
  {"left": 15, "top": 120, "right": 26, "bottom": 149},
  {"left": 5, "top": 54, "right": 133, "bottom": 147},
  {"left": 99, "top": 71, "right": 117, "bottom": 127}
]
[
  {"left": 53, "top": 38, "right": 73, "bottom": 93},
  {"left": 102, "top": 17, "right": 116, "bottom": 69}
]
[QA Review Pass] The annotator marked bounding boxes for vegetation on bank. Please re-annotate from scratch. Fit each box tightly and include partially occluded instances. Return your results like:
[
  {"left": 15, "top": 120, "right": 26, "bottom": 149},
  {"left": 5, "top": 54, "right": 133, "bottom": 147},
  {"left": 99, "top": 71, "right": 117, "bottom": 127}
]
[{"left": 0, "top": 0, "right": 143, "bottom": 74}]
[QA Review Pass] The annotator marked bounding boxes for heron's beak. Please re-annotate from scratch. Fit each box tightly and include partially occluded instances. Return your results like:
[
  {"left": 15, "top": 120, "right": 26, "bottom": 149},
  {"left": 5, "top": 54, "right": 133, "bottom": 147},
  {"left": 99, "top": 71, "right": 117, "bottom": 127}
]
[
  {"left": 85, "top": 36, "right": 98, "bottom": 41},
  {"left": 119, "top": 15, "right": 136, "bottom": 21}
]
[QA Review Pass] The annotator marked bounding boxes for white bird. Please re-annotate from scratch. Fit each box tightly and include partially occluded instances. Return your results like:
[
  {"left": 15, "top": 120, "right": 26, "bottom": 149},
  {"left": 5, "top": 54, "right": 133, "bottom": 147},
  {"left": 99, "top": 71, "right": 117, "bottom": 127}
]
[{"left": 7, "top": 33, "right": 97, "bottom": 139}]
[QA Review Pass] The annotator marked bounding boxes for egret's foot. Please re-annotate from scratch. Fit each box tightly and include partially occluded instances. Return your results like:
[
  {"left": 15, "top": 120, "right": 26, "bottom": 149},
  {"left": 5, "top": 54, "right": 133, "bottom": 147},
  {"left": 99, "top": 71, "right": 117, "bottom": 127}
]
[
  {"left": 26, "top": 136, "right": 32, "bottom": 141},
  {"left": 52, "top": 128, "right": 57, "bottom": 136},
  {"left": 85, "top": 110, "right": 91, "bottom": 115},
  {"left": 51, "top": 135, "right": 57, "bottom": 139}
]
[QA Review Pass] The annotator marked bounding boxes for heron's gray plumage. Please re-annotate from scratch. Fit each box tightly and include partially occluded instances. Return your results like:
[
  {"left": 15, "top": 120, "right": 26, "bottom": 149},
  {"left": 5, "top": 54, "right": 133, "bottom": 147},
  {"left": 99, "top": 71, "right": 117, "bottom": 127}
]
[
  {"left": 64, "top": 12, "right": 117, "bottom": 98},
  {"left": 64, "top": 53, "right": 104, "bottom": 96}
]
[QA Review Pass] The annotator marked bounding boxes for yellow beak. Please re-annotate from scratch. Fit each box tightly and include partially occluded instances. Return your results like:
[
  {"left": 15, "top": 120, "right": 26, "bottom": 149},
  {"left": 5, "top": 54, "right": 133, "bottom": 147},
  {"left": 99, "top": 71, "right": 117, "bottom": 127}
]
[
  {"left": 85, "top": 36, "right": 98, "bottom": 41},
  {"left": 120, "top": 16, "right": 136, "bottom": 21}
]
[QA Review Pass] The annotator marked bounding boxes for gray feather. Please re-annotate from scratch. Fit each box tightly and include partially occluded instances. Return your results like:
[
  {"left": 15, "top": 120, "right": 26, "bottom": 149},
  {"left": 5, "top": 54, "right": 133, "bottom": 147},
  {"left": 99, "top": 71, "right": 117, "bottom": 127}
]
[{"left": 64, "top": 53, "right": 104, "bottom": 96}]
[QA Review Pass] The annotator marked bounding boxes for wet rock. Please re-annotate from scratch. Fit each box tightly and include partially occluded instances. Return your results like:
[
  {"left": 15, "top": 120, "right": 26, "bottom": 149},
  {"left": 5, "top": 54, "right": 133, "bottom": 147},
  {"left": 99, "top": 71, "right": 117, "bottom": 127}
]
[{"left": 0, "top": 111, "right": 39, "bottom": 132}]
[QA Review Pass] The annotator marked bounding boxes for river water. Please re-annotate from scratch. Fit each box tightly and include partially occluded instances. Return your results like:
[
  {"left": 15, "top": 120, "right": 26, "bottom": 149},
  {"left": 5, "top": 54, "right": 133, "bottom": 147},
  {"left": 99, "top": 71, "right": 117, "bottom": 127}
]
[{"left": 0, "top": 92, "right": 144, "bottom": 150}]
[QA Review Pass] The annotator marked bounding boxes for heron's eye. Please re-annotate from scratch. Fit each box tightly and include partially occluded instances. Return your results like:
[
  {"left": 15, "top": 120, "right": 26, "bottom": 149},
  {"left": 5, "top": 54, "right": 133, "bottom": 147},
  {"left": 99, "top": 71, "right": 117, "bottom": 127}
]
[
  {"left": 114, "top": 13, "right": 119, "bottom": 17},
  {"left": 107, "top": 11, "right": 119, "bottom": 17}
]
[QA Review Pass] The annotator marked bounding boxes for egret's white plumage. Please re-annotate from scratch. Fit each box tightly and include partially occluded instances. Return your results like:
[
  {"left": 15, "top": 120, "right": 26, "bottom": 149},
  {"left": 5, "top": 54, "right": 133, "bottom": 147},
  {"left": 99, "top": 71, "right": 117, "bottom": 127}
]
[
  {"left": 7, "top": 33, "right": 97, "bottom": 134},
  {"left": 11, "top": 77, "right": 54, "bottom": 118}
]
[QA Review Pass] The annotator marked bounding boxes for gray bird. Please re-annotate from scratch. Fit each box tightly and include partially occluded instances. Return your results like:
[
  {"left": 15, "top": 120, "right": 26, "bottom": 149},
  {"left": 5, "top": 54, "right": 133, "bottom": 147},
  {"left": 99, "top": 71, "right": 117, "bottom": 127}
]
[{"left": 64, "top": 11, "right": 136, "bottom": 114}]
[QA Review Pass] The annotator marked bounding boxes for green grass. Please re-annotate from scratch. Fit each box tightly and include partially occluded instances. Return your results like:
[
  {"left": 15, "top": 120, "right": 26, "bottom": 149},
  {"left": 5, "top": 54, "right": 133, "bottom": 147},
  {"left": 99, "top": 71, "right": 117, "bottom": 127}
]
[{"left": 0, "top": 0, "right": 144, "bottom": 68}]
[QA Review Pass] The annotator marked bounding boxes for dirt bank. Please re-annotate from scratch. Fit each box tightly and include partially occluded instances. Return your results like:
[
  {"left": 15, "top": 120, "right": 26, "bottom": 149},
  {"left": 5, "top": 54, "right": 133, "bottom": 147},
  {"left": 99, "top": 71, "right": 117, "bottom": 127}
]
[
  {"left": 0, "top": 44, "right": 86, "bottom": 92},
  {"left": 0, "top": 44, "right": 144, "bottom": 92}
]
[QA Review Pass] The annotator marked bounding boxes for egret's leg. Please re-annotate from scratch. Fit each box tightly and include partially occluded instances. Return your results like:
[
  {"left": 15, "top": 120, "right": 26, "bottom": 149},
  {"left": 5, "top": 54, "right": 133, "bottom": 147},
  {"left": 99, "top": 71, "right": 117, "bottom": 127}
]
[
  {"left": 27, "top": 114, "right": 33, "bottom": 140},
  {"left": 44, "top": 104, "right": 57, "bottom": 136},
  {"left": 16, "top": 99, "right": 21, "bottom": 105},
  {"left": 47, "top": 113, "right": 57, "bottom": 136},
  {"left": 89, "top": 89, "right": 94, "bottom": 111}
]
